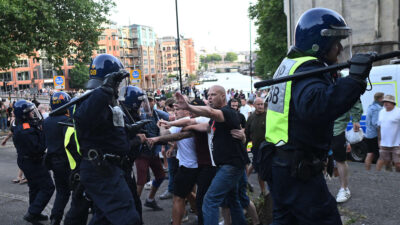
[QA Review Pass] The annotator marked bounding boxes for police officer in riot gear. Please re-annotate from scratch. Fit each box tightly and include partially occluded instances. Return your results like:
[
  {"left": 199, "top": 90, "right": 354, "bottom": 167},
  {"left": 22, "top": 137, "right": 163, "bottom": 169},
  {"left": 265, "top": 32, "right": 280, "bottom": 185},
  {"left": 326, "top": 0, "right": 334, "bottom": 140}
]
[
  {"left": 264, "top": 8, "right": 374, "bottom": 224},
  {"left": 119, "top": 85, "right": 152, "bottom": 224},
  {"left": 73, "top": 54, "right": 141, "bottom": 225},
  {"left": 43, "top": 91, "right": 72, "bottom": 225},
  {"left": 12, "top": 100, "right": 55, "bottom": 223},
  {"left": 63, "top": 97, "right": 92, "bottom": 225}
]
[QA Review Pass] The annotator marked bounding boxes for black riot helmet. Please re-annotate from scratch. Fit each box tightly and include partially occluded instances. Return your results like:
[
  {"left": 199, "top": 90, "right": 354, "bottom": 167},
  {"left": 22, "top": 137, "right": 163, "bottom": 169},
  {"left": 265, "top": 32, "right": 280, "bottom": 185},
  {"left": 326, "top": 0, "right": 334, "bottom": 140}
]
[{"left": 87, "top": 54, "right": 124, "bottom": 89}]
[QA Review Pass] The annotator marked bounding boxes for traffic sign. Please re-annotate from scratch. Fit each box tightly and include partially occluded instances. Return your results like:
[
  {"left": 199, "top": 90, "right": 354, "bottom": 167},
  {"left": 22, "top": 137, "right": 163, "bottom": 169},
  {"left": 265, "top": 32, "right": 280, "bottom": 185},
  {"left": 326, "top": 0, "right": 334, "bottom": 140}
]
[
  {"left": 53, "top": 75, "right": 65, "bottom": 89},
  {"left": 130, "top": 69, "right": 141, "bottom": 84}
]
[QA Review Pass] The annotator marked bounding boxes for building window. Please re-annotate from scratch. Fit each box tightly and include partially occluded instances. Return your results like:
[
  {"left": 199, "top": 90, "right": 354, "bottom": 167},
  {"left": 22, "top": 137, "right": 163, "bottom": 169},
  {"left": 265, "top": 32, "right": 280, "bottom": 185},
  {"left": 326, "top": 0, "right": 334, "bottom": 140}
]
[
  {"left": 109, "top": 46, "right": 111, "bottom": 51},
  {"left": 17, "top": 59, "right": 29, "bottom": 67},
  {"left": 167, "top": 47, "right": 171, "bottom": 51},
  {"left": 151, "top": 68, "right": 155, "bottom": 74},
  {"left": 109, "top": 36, "right": 111, "bottom": 40},
  {"left": 18, "top": 84, "right": 31, "bottom": 90},
  {"left": 150, "top": 50, "right": 154, "bottom": 56},
  {"left": 33, "top": 71, "right": 38, "bottom": 79},
  {"left": 0, "top": 72, "right": 12, "bottom": 81},
  {"left": 167, "top": 54, "right": 171, "bottom": 58},
  {"left": 113, "top": 46, "right": 116, "bottom": 51},
  {"left": 168, "top": 61, "right": 171, "bottom": 65},
  {"left": 144, "top": 68, "right": 149, "bottom": 74},
  {"left": 143, "top": 50, "right": 147, "bottom": 56},
  {"left": 17, "top": 71, "right": 30, "bottom": 81},
  {"left": 151, "top": 59, "right": 154, "bottom": 65},
  {"left": 99, "top": 36, "right": 106, "bottom": 40},
  {"left": 98, "top": 48, "right": 106, "bottom": 54},
  {"left": 43, "top": 70, "right": 53, "bottom": 79},
  {"left": 163, "top": 47, "right": 166, "bottom": 51},
  {"left": 143, "top": 59, "right": 148, "bottom": 65}
]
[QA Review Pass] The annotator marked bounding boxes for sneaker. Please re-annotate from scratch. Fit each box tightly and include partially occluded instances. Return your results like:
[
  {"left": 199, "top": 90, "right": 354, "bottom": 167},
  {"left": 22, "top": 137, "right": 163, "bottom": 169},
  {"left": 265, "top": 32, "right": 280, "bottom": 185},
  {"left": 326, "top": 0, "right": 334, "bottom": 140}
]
[
  {"left": 181, "top": 211, "right": 189, "bottom": 223},
  {"left": 144, "top": 199, "right": 163, "bottom": 211},
  {"left": 336, "top": 188, "right": 351, "bottom": 203},
  {"left": 159, "top": 190, "right": 173, "bottom": 200},
  {"left": 144, "top": 181, "right": 152, "bottom": 190}
]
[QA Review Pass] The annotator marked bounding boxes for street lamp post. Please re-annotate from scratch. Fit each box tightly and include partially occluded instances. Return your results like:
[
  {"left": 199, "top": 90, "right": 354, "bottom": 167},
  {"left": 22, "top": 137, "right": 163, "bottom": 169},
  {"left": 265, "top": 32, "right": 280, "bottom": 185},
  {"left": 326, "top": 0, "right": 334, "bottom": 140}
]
[
  {"left": 249, "top": 15, "right": 253, "bottom": 93},
  {"left": 175, "top": 0, "right": 183, "bottom": 93}
]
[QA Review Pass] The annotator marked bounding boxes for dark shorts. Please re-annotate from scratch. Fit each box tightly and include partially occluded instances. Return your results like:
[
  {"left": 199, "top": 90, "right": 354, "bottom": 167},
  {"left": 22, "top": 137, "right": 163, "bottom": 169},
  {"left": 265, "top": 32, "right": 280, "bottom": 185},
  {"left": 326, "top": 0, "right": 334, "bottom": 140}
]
[
  {"left": 173, "top": 166, "right": 198, "bottom": 198},
  {"left": 135, "top": 155, "right": 165, "bottom": 186},
  {"left": 365, "top": 137, "right": 379, "bottom": 155},
  {"left": 331, "top": 132, "right": 347, "bottom": 162}
]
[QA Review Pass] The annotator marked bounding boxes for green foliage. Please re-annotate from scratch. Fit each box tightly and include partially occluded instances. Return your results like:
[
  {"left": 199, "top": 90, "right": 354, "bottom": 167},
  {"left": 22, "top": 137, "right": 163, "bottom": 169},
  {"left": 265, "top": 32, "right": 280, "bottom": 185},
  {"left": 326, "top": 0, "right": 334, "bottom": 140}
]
[
  {"left": 225, "top": 52, "right": 238, "bottom": 62},
  {"left": 69, "top": 63, "right": 89, "bottom": 89},
  {"left": 201, "top": 54, "right": 222, "bottom": 63},
  {"left": 0, "top": 0, "right": 115, "bottom": 70},
  {"left": 249, "top": 0, "right": 287, "bottom": 79}
]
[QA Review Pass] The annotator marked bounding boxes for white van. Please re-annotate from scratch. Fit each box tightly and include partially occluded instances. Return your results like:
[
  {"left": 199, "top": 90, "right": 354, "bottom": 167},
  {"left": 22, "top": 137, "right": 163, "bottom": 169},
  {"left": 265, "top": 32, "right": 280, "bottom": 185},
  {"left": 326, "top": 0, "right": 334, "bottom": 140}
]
[{"left": 343, "top": 64, "right": 400, "bottom": 161}]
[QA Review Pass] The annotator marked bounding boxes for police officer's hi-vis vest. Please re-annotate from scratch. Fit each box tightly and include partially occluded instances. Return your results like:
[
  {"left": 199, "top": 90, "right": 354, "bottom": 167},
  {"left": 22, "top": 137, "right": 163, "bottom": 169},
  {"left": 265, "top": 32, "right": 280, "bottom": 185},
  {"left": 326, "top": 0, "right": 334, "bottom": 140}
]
[
  {"left": 64, "top": 127, "right": 81, "bottom": 170},
  {"left": 265, "top": 56, "right": 316, "bottom": 146}
]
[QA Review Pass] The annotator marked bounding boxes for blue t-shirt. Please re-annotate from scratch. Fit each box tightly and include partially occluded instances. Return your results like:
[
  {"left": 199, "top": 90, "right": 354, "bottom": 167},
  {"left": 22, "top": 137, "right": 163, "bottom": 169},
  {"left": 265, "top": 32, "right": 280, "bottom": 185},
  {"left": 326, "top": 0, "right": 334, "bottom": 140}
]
[{"left": 365, "top": 102, "right": 382, "bottom": 139}]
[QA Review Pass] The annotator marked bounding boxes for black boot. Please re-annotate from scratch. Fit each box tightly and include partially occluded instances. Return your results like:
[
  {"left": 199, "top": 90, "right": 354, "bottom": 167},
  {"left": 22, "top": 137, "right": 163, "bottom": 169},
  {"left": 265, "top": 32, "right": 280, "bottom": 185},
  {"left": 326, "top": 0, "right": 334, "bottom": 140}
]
[{"left": 23, "top": 212, "right": 48, "bottom": 222}]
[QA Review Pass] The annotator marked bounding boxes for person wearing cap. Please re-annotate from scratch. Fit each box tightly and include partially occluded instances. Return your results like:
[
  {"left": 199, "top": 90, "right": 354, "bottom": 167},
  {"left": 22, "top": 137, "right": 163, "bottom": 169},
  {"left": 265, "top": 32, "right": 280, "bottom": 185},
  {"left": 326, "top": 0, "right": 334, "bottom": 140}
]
[
  {"left": 364, "top": 92, "right": 384, "bottom": 170},
  {"left": 376, "top": 94, "right": 400, "bottom": 172}
]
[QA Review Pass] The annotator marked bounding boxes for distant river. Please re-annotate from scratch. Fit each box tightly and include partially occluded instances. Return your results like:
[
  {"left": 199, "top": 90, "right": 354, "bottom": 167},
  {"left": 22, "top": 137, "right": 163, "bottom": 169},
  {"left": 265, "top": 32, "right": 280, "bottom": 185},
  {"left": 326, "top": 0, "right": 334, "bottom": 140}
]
[{"left": 196, "top": 72, "right": 261, "bottom": 94}]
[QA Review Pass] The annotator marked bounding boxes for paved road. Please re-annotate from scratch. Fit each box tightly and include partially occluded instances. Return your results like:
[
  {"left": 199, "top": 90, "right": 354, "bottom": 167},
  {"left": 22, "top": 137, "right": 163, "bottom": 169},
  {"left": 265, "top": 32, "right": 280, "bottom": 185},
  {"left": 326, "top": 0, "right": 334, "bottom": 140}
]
[{"left": 0, "top": 141, "right": 399, "bottom": 225}]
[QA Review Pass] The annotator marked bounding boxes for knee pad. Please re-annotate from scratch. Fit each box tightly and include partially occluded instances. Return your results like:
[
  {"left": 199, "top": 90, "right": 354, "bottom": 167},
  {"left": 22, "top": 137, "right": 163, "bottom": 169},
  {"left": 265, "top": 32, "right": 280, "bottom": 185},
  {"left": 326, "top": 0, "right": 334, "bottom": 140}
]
[{"left": 152, "top": 178, "right": 164, "bottom": 188}]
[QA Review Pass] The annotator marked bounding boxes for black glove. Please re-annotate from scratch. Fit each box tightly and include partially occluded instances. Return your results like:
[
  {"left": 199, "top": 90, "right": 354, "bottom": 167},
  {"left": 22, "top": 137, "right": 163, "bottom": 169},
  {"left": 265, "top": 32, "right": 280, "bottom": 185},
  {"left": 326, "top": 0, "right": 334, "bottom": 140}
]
[
  {"left": 101, "top": 70, "right": 129, "bottom": 96},
  {"left": 348, "top": 53, "right": 375, "bottom": 81}
]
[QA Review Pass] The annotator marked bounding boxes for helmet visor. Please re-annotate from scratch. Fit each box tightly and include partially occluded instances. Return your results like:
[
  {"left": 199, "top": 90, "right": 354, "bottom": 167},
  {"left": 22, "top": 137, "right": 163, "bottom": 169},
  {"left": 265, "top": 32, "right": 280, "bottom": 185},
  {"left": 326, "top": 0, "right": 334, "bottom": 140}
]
[
  {"left": 140, "top": 96, "right": 152, "bottom": 117},
  {"left": 26, "top": 105, "right": 43, "bottom": 122},
  {"left": 321, "top": 27, "right": 352, "bottom": 63}
]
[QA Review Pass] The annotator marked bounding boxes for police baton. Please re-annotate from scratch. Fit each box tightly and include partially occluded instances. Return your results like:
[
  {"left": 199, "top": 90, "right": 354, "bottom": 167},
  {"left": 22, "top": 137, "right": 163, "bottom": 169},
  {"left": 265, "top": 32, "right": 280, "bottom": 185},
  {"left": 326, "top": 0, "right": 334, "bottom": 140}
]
[
  {"left": 49, "top": 70, "right": 130, "bottom": 116},
  {"left": 254, "top": 51, "right": 400, "bottom": 88}
]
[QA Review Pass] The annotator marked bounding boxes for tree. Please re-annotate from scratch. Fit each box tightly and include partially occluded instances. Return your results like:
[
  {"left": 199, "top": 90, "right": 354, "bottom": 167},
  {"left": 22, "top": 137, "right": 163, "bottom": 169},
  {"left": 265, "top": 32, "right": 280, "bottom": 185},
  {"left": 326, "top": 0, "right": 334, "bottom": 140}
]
[
  {"left": 69, "top": 63, "right": 89, "bottom": 89},
  {"left": 225, "top": 52, "right": 238, "bottom": 62},
  {"left": 205, "top": 54, "right": 222, "bottom": 62},
  {"left": 0, "top": 0, "right": 115, "bottom": 70},
  {"left": 249, "top": 0, "right": 287, "bottom": 79}
]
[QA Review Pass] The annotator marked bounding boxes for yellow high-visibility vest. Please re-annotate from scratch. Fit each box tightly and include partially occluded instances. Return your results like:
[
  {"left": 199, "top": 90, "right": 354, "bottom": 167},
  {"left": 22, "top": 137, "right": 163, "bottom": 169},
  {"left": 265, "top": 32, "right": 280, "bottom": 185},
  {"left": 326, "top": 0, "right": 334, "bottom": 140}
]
[{"left": 265, "top": 56, "right": 316, "bottom": 146}]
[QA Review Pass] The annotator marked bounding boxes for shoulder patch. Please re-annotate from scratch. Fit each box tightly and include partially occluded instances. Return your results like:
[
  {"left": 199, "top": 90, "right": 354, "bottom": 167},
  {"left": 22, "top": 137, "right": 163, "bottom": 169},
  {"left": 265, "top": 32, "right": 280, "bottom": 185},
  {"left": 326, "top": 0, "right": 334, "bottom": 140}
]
[{"left": 22, "top": 123, "right": 30, "bottom": 130}]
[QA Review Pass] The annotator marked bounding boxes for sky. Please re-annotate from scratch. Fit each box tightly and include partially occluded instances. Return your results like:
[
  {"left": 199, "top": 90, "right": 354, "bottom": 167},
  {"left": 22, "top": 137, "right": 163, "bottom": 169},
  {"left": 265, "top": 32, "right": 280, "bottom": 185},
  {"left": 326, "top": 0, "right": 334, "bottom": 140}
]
[{"left": 110, "top": 0, "right": 258, "bottom": 53}]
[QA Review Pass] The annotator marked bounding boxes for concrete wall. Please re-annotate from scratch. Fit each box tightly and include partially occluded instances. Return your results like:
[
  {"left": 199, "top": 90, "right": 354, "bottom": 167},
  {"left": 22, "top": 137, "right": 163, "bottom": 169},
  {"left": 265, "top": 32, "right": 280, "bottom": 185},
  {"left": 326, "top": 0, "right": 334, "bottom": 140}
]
[{"left": 284, "top": 0, "right": 399, "bottom": 64}]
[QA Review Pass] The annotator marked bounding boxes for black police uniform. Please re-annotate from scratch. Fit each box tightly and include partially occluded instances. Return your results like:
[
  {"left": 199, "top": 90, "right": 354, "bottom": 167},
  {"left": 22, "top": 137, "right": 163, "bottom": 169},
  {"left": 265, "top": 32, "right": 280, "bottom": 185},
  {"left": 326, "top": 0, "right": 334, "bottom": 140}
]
[
  {"left": 12, "top": 120, "right": 55, "bottom": 218},
  {"left": 43, "top": 113, "right": 71, "bottom": 223},
  {"left": 270, "top": 55, "right": 365, "bottom": 224},
  {"left": 74, "top": 87, "right": 140, "bottom": 225},
  {"left": 63, "top": 122, "right": 92, "bottom": 225}
]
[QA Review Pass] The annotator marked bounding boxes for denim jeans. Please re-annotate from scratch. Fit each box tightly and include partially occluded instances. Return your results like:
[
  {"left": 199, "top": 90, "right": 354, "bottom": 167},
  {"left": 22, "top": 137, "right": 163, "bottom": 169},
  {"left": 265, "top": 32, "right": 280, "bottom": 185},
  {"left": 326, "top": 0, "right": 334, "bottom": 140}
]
[
  {"left": 202, "top": 165, "right": 246, "bottom": 225},
  {"left": 0, "top": 117, "right": 7, "bottom": 131}
]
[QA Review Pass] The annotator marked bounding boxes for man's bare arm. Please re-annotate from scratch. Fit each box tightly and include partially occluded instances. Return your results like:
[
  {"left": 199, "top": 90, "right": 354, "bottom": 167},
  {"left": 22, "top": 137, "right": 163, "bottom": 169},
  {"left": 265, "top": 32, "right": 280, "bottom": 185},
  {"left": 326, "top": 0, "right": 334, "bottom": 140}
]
[
  {"left": 147, "top": 131, "right": 194, "bottom": 148},
  {"left": 183, "top": 123, "right": 210, "bottom": 133},
  {"left": 157, "top": 131, "right": 194, "bottom": 143},
  {"left": 174, "top": 92, "right": 224, "bottom": 122},
  {"left": 159, "top": 118, "right": 197, "bottom": 128}
]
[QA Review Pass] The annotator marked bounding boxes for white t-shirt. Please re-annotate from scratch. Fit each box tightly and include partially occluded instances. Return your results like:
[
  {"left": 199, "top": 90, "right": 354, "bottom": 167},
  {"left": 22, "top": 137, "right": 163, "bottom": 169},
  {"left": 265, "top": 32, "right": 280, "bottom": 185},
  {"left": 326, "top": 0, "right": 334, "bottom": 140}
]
[
  {"left": 169, "top": 118, "right": 198, "bottom": 168},
  {"left": 240, "top": 104, "right": 252, "bottom": 120},
  {"left": 194, "top": 116, "right": 216, "bottom": 166},
  {"left": 378, "top": 107, "right": 400, "bottom": 147}
]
